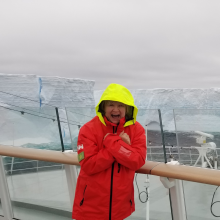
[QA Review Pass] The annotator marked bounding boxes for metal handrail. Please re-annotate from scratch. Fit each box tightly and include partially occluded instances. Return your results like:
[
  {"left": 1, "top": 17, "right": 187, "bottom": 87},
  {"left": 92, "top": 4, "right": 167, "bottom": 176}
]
[
  {"left": 4, "top": 146, "right": 208, "bottom": 173},
  {"left": 0, "top": 144, "right": 220, "bottom": 186}
]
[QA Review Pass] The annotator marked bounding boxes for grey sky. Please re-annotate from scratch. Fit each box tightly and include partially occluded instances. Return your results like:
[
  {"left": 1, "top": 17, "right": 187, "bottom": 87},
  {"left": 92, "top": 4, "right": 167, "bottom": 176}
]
[{"left": 1, "top": 0, "right": 220, "bottom": 90}]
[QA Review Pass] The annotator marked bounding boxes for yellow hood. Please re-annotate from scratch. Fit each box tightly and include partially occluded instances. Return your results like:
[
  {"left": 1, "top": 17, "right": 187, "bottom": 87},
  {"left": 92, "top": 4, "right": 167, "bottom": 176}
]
[{"left": 95, "top": 83, "right": 138, "bottom": 127}]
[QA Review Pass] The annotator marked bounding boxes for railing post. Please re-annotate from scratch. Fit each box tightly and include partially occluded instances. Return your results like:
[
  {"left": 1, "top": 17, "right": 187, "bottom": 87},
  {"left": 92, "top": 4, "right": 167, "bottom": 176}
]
[
  {"left": 158, "top": 109, "right": 167, "bottom": 163},
  {"left": 173, "top": 109, "right": 181, "bottom": 162},
  {"left": 0, "top": 156, "right": 13, "bottom": 220},
  {"left": 160, "top": 161, "right": 187, "bottom": 220},
  {"left": 10, "top": 157, "right": 14, "bottom": 175},
  {"left": 144, "top": 125, "right": 150, "bottom": 220},
  {"left": 55, "top": 107, "right": 65, "bottom": 152},
  {"left": 64, "top": 151, "right": 78, "bottom": 207},
  {"left": 146, "top": 176, "right": 150, "bottom": 220},
  {"left": 169, "top": 179, "right": 186, "bottom": 220}
]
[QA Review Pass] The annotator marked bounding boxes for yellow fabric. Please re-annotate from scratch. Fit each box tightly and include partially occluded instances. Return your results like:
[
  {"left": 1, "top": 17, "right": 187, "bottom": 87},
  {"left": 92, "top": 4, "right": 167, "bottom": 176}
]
[{"left": 95, "top": 83, "right": 138, "bottom": 127}]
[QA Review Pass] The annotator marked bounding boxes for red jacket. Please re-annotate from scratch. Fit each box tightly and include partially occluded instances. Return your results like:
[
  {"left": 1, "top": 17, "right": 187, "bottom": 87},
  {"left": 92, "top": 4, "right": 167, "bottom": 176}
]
[{"left": 72, "top": 116, "right": 146, "bottom": 220}]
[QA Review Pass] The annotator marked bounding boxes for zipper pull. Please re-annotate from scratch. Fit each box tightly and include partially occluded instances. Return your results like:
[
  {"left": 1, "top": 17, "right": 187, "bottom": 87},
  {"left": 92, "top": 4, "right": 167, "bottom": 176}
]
[
  {"left": 80, "top": 198, "right": 84, "bottom": 206},
  {"left": 118, "top": 163, "right": 121, "bottom": 173}
]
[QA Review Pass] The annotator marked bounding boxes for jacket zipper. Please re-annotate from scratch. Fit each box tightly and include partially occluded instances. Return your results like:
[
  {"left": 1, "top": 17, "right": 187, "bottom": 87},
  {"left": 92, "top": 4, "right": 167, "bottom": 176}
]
[
  {"left": 109, "top": 125, "right": 117, "bottom": 220},
  {"left": 114, "top": 125, "right": 121, "bottom": 174},
  {"left": 109, "top": 162, "right": 114, "bottom": 220},
  {"left": 80, "top": 185, "right": 87, "bottom": 206},
  {"left": 113, "top": 125, "right": 119, "bottom": 134}
]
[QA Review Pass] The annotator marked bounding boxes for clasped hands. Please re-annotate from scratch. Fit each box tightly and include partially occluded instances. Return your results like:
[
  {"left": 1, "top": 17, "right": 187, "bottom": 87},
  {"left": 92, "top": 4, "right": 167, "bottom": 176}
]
[{"left": 104, "top": 131, "right": 131, "bottom": 145}]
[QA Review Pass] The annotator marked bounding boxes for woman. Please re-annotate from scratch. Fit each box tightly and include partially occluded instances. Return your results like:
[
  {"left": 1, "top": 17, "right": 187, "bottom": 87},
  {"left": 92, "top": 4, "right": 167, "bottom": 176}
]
[{"left": 72, "top": 83, "right": 147, "bottom": 220}]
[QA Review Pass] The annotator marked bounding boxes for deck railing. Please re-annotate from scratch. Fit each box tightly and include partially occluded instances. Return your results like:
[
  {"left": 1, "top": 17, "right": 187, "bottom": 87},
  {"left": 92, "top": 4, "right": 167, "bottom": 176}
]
[
  {"left": 0, "top": 145, "right": 220, "bottom": 186},
  {"left": 0, "top": 144, "right": 220, "bottom": 220}
]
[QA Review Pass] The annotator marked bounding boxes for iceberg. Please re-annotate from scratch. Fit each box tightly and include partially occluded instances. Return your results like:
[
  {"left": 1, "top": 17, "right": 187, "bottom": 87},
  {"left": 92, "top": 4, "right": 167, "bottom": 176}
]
[
  {"left": 0, "top": 74, "right": 95, "bottom": 108},
  {"left": 95, "top": 88, "right": 220, "bottom": 132},
  {"left": 0, "top": 74, "right": 95, "bottom": 150}
]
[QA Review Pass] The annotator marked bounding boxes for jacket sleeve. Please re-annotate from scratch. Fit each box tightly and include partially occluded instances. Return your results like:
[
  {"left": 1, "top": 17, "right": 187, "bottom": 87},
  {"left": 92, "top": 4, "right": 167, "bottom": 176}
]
[
  {"left": 77, "top": 125, "right": 115, "bottom": 175},
  {"left": 103, "top": 123, "right": 146, "bottom": 171}
]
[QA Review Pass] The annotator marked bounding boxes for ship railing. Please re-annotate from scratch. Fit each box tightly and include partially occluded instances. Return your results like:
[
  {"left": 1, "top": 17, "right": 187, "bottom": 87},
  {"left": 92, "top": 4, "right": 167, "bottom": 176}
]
[
  {"left": 3, "top": 145, "right": 219, "bottom": 176},
  {"left": 0, "top": 145, "right": 220, "bottom": 220}
]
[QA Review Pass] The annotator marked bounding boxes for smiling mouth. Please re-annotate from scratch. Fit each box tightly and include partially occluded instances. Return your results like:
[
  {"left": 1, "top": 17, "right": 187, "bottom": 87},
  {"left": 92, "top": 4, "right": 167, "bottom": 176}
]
[{"left": 111, "top": 114, "right": 120, "bottom": 119}]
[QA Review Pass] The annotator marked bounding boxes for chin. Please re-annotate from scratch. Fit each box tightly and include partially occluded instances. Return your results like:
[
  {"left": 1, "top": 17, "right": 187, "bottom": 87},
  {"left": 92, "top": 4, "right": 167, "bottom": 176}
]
[
  {"left": 111, "top": 119, "right": 120, "bottom": 124},
  {"left": 113, "top": 121, "right": 119, "bottom": 124}
]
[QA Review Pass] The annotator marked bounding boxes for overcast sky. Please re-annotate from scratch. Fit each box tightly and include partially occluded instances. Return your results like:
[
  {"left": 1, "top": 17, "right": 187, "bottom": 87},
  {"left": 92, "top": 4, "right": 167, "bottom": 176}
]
[{"left": 1, "top": 0, "right": 220, "bottom": 90}]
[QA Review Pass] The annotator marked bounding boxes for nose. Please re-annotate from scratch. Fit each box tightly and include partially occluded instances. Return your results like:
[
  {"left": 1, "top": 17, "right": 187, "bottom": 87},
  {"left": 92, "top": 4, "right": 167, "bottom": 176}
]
[{"left": 112, "top": 105, "right": 119, "bottom": 111}]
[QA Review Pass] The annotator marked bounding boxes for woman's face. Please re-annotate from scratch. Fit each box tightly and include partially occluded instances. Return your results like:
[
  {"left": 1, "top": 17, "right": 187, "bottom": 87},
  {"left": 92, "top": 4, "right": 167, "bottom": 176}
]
[{"left": 104, "top": 101, "right": 126, "bottom": 124}]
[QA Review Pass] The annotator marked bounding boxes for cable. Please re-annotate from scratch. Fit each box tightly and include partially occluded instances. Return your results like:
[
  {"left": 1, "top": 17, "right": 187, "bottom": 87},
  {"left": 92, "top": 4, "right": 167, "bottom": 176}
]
[
  {"left": 0, "top": 105, "right": 82, "bottom": 127},
  {"left": 0, "top": 90, "right": 94, "bottom": 119},
  {"left": 135, "top": 174, "right": 149, "bottom": 203},
  {"left": 0, "top": 102, "right": 82, "bottom": 125},
  {"left": 0, "top": 90, "right": 56, "bottom": 107},
  {"left": 210, "top": 186, "right": 220, "bottom": 217}
]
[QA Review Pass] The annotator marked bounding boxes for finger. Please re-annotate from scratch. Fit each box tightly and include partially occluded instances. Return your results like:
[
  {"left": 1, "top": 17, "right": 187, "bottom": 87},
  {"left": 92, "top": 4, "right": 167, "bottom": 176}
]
[
  {"left": 119, "top": 131, "right": 124, "bottom": 137},
  {"left": 123, "top": 132, "right": 129, "bottom": 136},
  {"left": 124, "top": 134, "right": 129, "bottom": 138},
  {"left": 104, "top": 133, "right": 110, "bottom": 140}
]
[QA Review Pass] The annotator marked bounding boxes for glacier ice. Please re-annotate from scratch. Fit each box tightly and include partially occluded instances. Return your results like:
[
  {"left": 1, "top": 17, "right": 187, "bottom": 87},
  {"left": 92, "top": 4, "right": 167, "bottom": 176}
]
[
  {"left": 95, "top": 88, "right": 220, "bottom": 132},
  {"left": 0, "top": 74, "right": 95, "bottom": 150}
]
